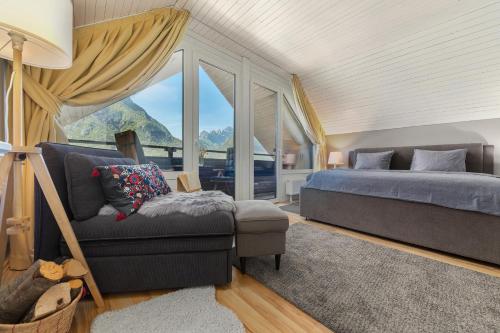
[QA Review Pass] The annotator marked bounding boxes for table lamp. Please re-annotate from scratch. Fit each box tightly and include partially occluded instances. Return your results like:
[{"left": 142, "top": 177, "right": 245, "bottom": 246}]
[
  {"left": 0, "top": 0, "right": 104, "bottom": 306},
  {"left": 328, "top": 151, "right": 344, "bottom": 168},
  {"left": 283, "top": 153, "right": 297, "bottom": 170}
]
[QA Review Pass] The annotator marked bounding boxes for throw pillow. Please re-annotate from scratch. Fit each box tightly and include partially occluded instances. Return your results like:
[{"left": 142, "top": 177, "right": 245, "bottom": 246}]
[
  {"left": 354, "top": 151, "right": 394, "bottom": 170},
  {"left": 94, "top": 163, "right": 171, "bottom": 220},
  {"left": 64, "top": 153, "right": 136, "bottom": 221}
]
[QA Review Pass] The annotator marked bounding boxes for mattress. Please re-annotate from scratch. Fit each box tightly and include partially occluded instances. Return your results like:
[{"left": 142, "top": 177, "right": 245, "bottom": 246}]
[{"left": 304, "top": 169, "right": 500, "bottom": 216}]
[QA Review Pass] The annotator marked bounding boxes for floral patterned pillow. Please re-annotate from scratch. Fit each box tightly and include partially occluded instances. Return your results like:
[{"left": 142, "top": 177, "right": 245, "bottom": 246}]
[{"left": 92, "top": 163, "right": 171, "bottom": 220}]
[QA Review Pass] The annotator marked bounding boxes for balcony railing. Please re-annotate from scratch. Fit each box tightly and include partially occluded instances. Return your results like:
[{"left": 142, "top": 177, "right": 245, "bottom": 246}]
[
  {"left": 67, "top": 139, "right": 275, "bottom": 158},
  {"left": 67, "top": 138, "right": 276, "bottom": 199}
]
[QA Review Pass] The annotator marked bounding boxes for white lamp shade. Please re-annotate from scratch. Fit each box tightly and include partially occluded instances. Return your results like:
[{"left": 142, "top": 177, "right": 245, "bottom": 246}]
[
  {"left": 328, "top": 152, "right": 344, "bottom": 165},
  {"left": 0, "top": 0, "right": 73, "bottom": 69},
  {"left": 283, "top": 154, "right": 297, "bottom": 165}
]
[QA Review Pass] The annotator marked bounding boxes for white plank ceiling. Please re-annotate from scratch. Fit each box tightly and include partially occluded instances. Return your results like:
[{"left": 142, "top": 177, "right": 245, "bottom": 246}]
[{"left": 73, "top": 0, "right": 500, "bottom": 135}]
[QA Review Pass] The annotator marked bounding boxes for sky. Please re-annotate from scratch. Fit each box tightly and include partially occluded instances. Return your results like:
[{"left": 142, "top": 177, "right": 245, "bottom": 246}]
[{"left": 131, "top": 67, "right": 234, "bottom": 140}]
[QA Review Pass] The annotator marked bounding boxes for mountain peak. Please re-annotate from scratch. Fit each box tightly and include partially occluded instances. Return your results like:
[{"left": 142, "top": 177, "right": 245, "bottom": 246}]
[{"left": 199, "top": 126, "right": 234, "bottom": 150}]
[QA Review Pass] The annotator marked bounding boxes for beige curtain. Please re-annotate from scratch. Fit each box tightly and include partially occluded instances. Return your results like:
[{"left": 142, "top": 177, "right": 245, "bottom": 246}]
[
  {"left": 18, "top": 7, "right": 190, "bottom": 145},
  {"left": 291, "top": 74, "right": 327, "bottom": 170},
  {"left": 7, "top": 7, "right": 190, "bottom": 252}
]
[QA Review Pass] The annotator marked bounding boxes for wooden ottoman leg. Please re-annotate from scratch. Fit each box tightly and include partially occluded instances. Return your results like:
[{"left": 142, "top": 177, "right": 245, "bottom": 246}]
[
  {"left": 240, "top": 257, "right": 246, "bottom": 274},
  {"left": 275, "top": 254, "right": 281, "bottom": 270}
]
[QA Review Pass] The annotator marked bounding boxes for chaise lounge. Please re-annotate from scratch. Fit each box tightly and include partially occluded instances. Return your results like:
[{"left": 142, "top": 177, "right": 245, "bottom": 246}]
[{"left": 34, "top": 142, "right": 235, "bottom": 293}]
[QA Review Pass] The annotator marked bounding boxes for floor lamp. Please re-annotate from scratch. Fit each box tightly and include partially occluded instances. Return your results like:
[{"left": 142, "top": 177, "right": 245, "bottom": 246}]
[{"left": 0, "top": 0, "right": 104, "bottom": 306}]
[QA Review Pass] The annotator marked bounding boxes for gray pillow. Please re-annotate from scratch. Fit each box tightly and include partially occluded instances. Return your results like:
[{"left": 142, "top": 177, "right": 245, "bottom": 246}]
[
  {"left": 354, "top": 151, "right": 394, "bottom": 170},
  {"left": 410, "top": 149, "right": 467, "bottom": 172},
  {"left": 64, "top": 152, "right": 135, "bottom": 221}
]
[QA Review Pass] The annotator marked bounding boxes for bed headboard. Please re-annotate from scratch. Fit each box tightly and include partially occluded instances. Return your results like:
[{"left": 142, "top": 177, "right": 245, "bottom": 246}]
[{"left": 348, "top": 143, "right": 494, "bottom": 174}]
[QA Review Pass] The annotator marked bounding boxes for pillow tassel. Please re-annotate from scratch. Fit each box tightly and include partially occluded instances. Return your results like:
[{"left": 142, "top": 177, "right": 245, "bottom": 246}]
[
  {"left": 116, "top": 212, "right": 127, "bottom": 221},
  {"left": 91, "top": 168, "right": 101, "bottom": 177}
]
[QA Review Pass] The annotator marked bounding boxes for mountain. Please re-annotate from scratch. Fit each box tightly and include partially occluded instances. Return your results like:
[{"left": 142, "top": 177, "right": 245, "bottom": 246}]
[
  {"left": 199, "top": 127, "right": 233, "bottom": 150},
  {"left": 65, "top": 98, "right": 270, "bottom": 154},
  {"left": 64, "top": 97, "right": 182, "bottom": 147}
]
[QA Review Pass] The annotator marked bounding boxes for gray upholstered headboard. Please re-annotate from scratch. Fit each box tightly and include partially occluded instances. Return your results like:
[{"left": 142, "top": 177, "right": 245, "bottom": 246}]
[{"left": 348, "top": 143, "right": 494, "bottom": 174}]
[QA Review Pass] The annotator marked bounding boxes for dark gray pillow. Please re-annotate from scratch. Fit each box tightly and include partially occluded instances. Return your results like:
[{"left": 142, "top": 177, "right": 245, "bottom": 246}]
[
  {"left": 410, "top": 149, "right": 467, "bottom": 172},
  {"left": 64, "top": 152, "right": 135, "bottom": 221},
  {"left": 354, "top": 151, "right": 394, "bottom": 170}
]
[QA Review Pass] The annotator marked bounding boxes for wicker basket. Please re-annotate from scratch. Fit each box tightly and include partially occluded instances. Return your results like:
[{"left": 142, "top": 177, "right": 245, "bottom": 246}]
[{"left": 0, "top": 290, "right": 82, "bottom": 333}]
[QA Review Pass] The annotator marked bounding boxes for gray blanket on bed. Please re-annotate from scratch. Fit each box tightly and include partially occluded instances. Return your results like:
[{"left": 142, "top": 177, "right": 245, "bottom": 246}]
[{"left": 305, "top": 169, "right": 500, "bottom": 216}]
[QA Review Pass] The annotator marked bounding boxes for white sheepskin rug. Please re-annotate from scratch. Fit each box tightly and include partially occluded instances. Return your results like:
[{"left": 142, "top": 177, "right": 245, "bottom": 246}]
[
  {"left": 91, "top": 286, "right": 245, "bottom": 333},
  {"left": 99, "top": 190, "right": 236, "bottom": 218}
]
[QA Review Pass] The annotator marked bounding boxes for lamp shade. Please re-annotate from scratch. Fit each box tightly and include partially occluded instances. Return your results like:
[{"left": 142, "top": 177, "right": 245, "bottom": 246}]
[
  {"left": 283, "top": 154, "right": 297, "bottom": 165},
  {"left": 328, "top": 152, "right": 344, "bottom": 165},
  {"left": 0, "top": 0, "right": 73, "bottom": 69}
]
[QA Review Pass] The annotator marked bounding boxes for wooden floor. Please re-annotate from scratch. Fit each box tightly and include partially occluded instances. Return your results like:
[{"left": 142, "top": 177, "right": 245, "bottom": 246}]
[{"left": 2, "top": 209, "right": 499, "bottom": 333}]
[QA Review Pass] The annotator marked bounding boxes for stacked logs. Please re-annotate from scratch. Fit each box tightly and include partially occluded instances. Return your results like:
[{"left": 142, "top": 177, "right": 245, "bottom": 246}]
[{"left": 0, "top": 259, "right": 87, "bottom": 324}]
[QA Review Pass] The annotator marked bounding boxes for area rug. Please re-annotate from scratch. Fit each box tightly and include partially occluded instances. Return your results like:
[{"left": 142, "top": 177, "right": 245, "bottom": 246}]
[
  {"left": 91, "top": 286, "right": 244, "bottom": 333},
  {"left": 279, "top": 202, "right": 300, "bottom": 214},
  {"left": 244, "top": 223, "right": 500, "bottom": 333}
]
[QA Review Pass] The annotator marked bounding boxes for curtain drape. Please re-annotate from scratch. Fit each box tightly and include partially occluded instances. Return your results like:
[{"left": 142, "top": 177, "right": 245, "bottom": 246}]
[
  {"left": 7, "top": 7, "right": 190, "bottom": 253},
  {"left": 16, "top": 7, "right": 190, "bottom": 146},
  {"left": 291, "top": 74, "right": 327, "bottom": 170}
]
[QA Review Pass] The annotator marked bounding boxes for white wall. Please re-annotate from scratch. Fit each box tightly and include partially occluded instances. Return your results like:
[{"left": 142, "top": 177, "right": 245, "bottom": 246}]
[{"left": 327, "top": 118, "right": 500, "bottom": 174}]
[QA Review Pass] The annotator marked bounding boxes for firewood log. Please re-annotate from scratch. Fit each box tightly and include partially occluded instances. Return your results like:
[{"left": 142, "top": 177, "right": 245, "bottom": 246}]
[
  {"left": 21, "top": 282, "right": 71, "bottom": 323},
  {"left": 0, "top": 260, "right": 63, "bottom": 324},
  {"left": 37, "top": 261, "right": 64, "bottom": 281},
  {"left": 61, "top": 259, "right": 87, "bottom": 280},
  {"left": 68, "top": 279, "right": 83, "bottom": 300}
]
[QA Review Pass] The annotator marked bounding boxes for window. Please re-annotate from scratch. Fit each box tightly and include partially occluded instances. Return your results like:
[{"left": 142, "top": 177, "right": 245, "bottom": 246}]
[
  {"left": 198, "top": 60, "right": 236, "bottom": 196},
  {"left": 282, "top": 97, "right": 313, "bottom": 170},
  {"left": 64, "top": 50, "right": 184, "bottom": 171},
  {"left": 253, "top": 83, "right": 277, "bottom": 199}
]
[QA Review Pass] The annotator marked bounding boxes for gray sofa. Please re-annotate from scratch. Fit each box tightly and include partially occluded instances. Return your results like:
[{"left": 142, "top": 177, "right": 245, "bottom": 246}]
[
  {"left": 301, "top": 143, "right": 500, "bottom": 266},
  {"left": 34, "top": 143, "right": 234, "bottom": 293}
]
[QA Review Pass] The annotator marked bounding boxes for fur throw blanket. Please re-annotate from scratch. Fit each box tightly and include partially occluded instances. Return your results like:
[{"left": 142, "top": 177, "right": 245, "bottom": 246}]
[{"left": 99, "top": 190, "right": 236, "bottom": 218}]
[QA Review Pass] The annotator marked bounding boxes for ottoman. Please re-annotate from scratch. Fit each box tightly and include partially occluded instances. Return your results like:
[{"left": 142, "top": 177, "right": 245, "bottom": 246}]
[{"left": 234, "top": 200, "right": 289, "bottom": 274}]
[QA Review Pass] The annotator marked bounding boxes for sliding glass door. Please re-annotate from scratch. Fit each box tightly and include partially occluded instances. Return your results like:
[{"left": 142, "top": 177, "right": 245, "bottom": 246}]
[
  {"left": 198, "top": 60, "right": 236, "bottom": 197},
  {"left": 252, "top": 83, "right": 278, "bottom": 200}
]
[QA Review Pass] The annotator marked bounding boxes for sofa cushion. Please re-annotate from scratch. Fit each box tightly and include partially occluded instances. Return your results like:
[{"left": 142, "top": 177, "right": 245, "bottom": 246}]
[
  {"left": 235, "top": 200, "right": 289, "bottom": 234},
  {"left": 61, "top": 210, "right": 235, "bottom": 257},
  {"left": 64, "top": 153, "right": 135, "bottom": 221}
]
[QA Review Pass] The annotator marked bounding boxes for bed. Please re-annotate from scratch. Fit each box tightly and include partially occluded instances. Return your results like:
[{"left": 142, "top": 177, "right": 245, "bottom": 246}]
[{"left": 300, "top": 143, "right": 500, "bottom": 265}]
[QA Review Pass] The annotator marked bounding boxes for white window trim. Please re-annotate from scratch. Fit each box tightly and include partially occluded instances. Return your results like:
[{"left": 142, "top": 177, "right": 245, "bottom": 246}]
[{"left": 64, "top": 33, "right": 315, "bottom": 200}]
